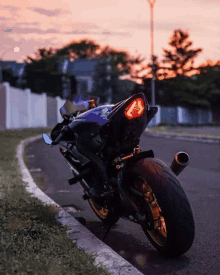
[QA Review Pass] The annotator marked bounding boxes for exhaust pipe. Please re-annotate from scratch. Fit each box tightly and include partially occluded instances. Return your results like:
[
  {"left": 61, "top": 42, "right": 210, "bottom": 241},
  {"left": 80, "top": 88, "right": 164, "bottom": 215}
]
[{"left": 170, "top": 151, "right": 190, "bottom": 176}]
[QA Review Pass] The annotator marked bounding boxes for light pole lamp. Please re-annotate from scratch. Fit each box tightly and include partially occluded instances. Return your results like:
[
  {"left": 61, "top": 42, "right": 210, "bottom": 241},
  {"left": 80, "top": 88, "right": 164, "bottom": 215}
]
[{"left": 147, "top": 0, "right": 157, "bottom": 106}]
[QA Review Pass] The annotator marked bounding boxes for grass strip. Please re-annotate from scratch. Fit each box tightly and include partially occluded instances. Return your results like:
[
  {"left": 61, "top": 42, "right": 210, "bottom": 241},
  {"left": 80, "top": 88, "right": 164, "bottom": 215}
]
[
  {"left": 148, "top": 125, "right": 220, "bottom": 138},
  {"left": 0, "top": 128, "right": 111, "bottom": 275}
]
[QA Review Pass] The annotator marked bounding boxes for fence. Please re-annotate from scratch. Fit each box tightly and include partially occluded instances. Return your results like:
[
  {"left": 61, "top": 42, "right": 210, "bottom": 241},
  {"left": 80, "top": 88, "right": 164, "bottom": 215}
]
[
  {"left": 0, "top": 82, "right": 65, "bottom": 130},
  {"left": 147, "top": 105, "right": 213, "bottom": 126},
  {"left": 0, "top": 82, "right": 213, "bottom": 130}
]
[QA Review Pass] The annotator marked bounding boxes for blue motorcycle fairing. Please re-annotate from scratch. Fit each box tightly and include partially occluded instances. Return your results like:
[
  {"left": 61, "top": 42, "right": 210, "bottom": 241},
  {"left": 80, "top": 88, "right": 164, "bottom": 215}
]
[{"left": 75, "top": 105, "right": 114, "bottom": 126}]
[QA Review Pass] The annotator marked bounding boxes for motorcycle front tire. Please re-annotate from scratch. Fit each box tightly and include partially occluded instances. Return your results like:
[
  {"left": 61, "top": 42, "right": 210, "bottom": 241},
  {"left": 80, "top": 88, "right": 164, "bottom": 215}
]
[
  {"left": 128, "top": 158, "right": 195, "bottom": 257},
  {"left": 88, "top": 199, "right": 120, "bottom": 225}
]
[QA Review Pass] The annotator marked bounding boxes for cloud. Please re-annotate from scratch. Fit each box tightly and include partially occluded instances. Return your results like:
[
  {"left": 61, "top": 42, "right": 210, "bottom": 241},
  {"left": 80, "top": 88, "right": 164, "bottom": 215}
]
[
  {"left": 0, "top": 16, "right": 10, "bottom": 21},
  {"left": 3, "top": 29, "right": 13, "bottom": 32},
  {"left": 1, "top": 5, "right": 21, "bottom": 12},
  {"left": 61, "top": 21, "right": 100, "bottom": 34},
  {"left": 28, "top": 7, "right": 70, "bottom": 17},
  {"left": 64, "top": 30, "right": 91, "bottom": 35},
  {"left": 13, "top": 27, "right": 60, "bottom": 34},
  {"left": 1, "top": 20, "right": 131, "bottom": 42},
  {"left": 101, "top": 30, "right": 131, "bottom": 37},
  {"left": 16, "top": 22, "right": 40, "bottom": 27},
  {"left": 70, "top": 22, "right": 99, "bottom": 30},
  {"left": 63, "top": 27, "right": 131, "bottom": 37},
  {"left": 120, "top": 18, "right": 206, "bottom": 34}
]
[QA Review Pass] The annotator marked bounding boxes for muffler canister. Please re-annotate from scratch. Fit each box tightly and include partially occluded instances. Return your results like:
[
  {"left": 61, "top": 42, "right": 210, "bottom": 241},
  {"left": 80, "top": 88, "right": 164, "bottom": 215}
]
[{"left": 170, "top": 151, "right": 190, "bottom": 176}]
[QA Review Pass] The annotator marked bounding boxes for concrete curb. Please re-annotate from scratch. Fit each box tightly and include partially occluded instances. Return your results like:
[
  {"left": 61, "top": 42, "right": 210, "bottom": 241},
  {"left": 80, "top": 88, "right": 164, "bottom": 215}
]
[
  {"left": 16, "top": 134, "right": 144, "bottom": 275},
  {"left": 145, "top": 129, "right": 220, "bottom": 144}
]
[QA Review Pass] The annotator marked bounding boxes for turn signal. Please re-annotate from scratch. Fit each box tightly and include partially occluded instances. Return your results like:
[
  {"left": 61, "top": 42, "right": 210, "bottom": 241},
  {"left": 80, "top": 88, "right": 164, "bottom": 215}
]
[{"left": 124, "top": 98, "right": 145, "bottom": 119}]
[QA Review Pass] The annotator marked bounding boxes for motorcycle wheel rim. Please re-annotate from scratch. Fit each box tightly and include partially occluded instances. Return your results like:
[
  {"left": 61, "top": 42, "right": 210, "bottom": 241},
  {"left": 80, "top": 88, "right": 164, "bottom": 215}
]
[
  {"left": 89, "top": 199, "right": 109, "bottom": 219},
  {"left": 135, "top": 176, "right": 167, "bottom": 246}
]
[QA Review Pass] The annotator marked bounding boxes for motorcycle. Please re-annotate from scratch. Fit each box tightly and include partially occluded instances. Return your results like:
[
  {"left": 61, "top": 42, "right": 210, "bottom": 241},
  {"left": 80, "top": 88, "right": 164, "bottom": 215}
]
[{"left": 42, "top": 92, "right": 195, "bottom": 257}]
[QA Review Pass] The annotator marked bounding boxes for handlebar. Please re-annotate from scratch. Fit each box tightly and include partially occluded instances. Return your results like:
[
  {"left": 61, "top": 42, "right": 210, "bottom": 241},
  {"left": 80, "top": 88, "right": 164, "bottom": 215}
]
[{"left": 52, "top": 125, "right": 71, "bottom": 145}]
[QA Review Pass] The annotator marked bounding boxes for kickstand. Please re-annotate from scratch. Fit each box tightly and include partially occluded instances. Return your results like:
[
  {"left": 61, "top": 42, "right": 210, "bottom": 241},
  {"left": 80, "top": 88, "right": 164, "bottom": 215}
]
[{"left": 102, "top": 222, "right": 114, "bottom": 241}]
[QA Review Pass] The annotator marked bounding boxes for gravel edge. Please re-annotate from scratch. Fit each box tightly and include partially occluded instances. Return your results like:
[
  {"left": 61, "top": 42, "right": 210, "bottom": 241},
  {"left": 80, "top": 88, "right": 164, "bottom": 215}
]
[{"left": 16, "top": 134, "right": 144, "bottom": 275}]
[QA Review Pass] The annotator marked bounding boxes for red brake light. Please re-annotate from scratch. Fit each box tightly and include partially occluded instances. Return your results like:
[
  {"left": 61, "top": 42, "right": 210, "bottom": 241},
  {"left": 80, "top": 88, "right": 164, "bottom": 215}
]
[{"left": 124, "top": 98, "right": 145, "bottom": 119}]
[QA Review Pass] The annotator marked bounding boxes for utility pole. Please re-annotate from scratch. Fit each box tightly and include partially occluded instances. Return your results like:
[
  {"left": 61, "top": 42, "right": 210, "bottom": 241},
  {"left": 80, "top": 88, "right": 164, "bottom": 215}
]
[{"left": 147, "top": 0, "right": 157, "bottom": 106}]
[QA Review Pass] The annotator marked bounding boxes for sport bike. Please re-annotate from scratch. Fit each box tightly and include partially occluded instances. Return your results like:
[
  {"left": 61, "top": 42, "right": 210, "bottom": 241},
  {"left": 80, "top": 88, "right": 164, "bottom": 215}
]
[{"left": 42, "top": 92, "right": 195, "bottom": 257}]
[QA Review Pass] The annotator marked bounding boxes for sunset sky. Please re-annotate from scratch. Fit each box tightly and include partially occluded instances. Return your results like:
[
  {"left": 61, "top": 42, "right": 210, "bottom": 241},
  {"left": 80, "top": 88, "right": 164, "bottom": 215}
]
[{"left": 1, "top": 0, "right": 219, "bottom": 67}]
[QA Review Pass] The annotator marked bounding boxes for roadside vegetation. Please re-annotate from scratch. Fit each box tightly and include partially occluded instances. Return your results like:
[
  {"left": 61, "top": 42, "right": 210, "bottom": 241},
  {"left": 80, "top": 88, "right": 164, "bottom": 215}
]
[{"left": 0, "top": 128, "right": 111, "bottom": 275}]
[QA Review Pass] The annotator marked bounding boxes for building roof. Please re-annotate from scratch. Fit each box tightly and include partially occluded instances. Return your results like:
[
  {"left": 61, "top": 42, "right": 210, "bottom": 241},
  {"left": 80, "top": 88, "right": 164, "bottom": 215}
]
[
  {"left": 58, "top": 57, "right": 110, "bottom": 76},
  {"left": 2, "top": 61, "right": 26, "bottom": 77},
  {"left": 2, "top": 61, "right": 17, "bottom": 71},
  {"left": 67, "top": 59, "right": 98, "bottom": 76},
  {"left": 2, "top": 57, "right": 111, "bottom": 78},
  {"left": 14, "top": 63, "right": 26, "bottom": 77}
]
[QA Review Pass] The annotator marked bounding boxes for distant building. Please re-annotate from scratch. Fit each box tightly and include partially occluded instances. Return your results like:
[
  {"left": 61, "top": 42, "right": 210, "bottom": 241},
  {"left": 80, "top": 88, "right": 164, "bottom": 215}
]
[
  {"left": 1, "top": 57, "right": 113, "bottom": 102},
  {"left": 1, "top": 61, "right": 26, "bottom": 88},
  {"left": 57, "top": 57, "right": 112, "bottom": 101}
]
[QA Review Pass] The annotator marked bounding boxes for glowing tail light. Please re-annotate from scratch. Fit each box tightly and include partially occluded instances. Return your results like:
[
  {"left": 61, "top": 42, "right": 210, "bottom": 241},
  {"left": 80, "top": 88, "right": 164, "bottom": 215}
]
[{"left": 124, "top": 98, "right": 145, "bottom": 119}]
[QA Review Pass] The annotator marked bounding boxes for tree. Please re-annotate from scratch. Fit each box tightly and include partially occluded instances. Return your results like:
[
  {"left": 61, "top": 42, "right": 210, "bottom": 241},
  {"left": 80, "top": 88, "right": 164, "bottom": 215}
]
[
  {"left": 129, "top": 53, "right": 178, "bottom": 85},
  {"left": 56, "top": 39, "right": 100, "bottom": 60},
  {"left": 56, "top": 40, "right": 145, "bottom": 79},
  {"left": 27, "top": 47, "right": 56, "bottom": 61},
  {"left": 24, "top": 47, "right": 64, "bottom": 96},
  {"left": 161, "top": 29, "right": 203, "bottom": 78},
  {"left": 197, "top": 59, "right": 220, "bottom": 75},
  {"left": 95, "top": 45, "right": 145, "bottom": 102},
  {"left": 2, "top": 67, "right": 17, "bottom": 87},
  {"left": 23, "top": 39, "right": 146, "bottom": 99},
  {"left": 56, "top": 39, "right": 145, "bottom": 101},
  {"left": 98, "top": 45, "right": 145, "bottom": 76},
  {"left": 187, "top": 60, "right": 220, "bottom": 112},
  {"left": 25, "top": 47, "right": 59, "bottom": 72}
]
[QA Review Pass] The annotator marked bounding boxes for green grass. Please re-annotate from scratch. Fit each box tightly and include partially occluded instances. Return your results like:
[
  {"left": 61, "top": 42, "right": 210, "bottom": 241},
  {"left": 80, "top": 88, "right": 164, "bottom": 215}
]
[{"left": 0, "top": 128, "right": 111, "bottom": 275}]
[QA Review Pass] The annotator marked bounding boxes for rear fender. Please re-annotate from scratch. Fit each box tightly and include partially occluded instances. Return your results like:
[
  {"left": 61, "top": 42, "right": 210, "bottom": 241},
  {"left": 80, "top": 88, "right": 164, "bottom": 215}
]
[{"left": 125, "top": 150, "right": 154, "bottom": 172}]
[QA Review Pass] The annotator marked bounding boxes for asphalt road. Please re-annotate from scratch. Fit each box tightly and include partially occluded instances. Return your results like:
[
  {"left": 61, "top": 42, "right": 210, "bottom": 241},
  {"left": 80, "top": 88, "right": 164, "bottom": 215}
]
[{"left": 25, "top": 132, "right": 220, "bottom": 275}]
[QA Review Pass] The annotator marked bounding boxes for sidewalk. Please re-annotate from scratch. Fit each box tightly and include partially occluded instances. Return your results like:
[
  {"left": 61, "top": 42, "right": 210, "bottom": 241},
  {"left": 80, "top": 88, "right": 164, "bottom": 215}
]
[{"left": 145, "top": 126, "right": 220, "bottom": 144}]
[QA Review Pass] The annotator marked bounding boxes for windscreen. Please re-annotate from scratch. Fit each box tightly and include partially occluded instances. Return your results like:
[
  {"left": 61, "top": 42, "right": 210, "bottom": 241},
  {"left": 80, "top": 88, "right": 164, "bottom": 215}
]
[{"left": 60, "top": 94, "right": 100, "bottom": 118}]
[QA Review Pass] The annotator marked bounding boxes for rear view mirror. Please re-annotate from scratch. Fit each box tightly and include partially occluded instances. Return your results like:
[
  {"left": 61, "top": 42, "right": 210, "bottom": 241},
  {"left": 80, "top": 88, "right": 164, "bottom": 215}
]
[{"left": 42, "top": 133, "right": 52, "bottom": 145}]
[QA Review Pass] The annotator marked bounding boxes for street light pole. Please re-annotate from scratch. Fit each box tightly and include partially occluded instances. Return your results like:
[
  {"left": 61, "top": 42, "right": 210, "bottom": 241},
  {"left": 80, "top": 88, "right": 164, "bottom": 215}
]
[{"left": 147, "top": 0, "right": 157, "bottom": 106}]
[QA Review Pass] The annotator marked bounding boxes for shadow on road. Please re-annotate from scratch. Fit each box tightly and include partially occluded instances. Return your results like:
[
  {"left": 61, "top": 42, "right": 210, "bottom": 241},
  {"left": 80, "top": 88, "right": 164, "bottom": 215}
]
[{"left": 84, "top": 220, "right": 192, "bottom": 275}]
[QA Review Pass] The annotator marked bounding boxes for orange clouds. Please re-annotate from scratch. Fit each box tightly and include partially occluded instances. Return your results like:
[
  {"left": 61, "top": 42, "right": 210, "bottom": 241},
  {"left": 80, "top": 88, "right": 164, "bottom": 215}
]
[{"left": 0, "top": 0, "right": 219, "bottom": 65}]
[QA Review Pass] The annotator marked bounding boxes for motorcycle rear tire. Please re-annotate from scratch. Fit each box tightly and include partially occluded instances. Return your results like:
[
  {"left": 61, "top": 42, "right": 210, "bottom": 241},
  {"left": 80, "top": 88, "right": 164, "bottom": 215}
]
[{"left": 129, "top": 158, "right": 195, "bottom": 257}]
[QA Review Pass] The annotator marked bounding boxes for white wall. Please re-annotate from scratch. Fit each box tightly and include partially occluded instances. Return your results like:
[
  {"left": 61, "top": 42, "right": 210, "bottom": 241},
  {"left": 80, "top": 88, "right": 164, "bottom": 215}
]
[
  {"left": 31, "top": 92, "right": 47, "bottom": 127},
  {"left": 3, "top": 83, "right": 47, "bottom": 129},
  {"left": 56, "top": 96, "right": 66, "bottom": 123},
  {"left": 10, "top": 86, "right": 29, "bottom": 128},
  {"left": 3, "top": 82, "right": 213, "bottom": 130},
  {"left": 147, "top": 105, "right": 161, "bottom": 127}
]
